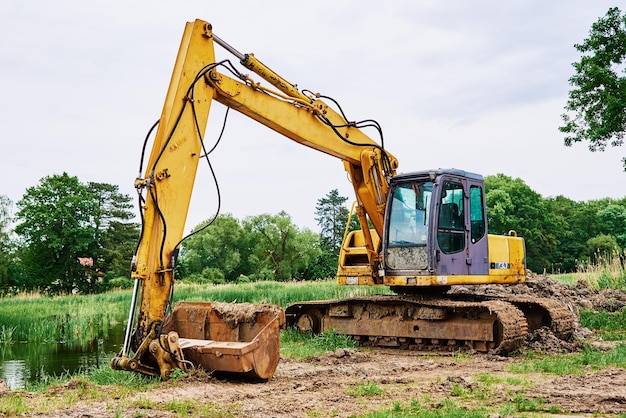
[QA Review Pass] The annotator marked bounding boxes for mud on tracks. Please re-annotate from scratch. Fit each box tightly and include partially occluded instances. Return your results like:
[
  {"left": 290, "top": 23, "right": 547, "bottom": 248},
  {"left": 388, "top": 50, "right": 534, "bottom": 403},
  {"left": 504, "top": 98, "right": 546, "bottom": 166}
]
[{"left": 450, "top": 272, "right": 626, "bottom": 353}]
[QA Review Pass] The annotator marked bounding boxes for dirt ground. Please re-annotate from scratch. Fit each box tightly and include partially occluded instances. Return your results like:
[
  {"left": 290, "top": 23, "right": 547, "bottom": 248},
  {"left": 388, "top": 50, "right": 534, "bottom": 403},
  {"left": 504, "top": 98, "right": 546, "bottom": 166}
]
[
  {"left": 13, "top": 275, "right": 626, "bottom": 417},
  {"left": 51, "top": 348, "right": 626, "bottom": 417}
]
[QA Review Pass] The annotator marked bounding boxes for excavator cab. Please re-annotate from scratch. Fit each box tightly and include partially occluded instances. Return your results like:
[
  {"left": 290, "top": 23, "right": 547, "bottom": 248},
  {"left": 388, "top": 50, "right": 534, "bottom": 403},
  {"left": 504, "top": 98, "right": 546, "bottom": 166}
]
[
  {"left": 384, "top": 169, "right": 491, "bottom": 280},
  {"left": 337, "top": 169, "right": 526, "bottom": 288},
  {"left": 383, "top": 169, "right": 526, "bottom": 287}
]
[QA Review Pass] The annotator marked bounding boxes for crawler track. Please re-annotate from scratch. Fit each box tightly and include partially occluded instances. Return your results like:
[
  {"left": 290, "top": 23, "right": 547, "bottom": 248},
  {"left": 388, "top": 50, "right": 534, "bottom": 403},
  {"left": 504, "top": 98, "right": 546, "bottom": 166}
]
[
  {"left": 445, "top": 293, "right": 576, "bottom": 339},
  {"left": 498, "top": 296, "right": 575, "bottom": 340},
  {"left": 286, "top": 295, "right": 531, "bottom": 354}
]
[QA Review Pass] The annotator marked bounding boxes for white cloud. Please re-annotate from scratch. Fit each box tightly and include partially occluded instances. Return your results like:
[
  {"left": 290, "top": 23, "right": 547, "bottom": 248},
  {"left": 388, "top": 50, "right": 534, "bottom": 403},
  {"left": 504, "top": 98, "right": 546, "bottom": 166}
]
[{"left": 0, "top": 0, "right": 622, "bottom": 233}]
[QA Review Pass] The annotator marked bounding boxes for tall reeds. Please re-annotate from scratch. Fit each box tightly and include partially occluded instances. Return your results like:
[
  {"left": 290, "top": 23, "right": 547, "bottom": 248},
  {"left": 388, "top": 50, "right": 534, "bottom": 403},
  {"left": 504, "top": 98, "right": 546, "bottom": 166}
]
[
  {"left": 172, "top": 279, "right": 392, "bottom": 306},
  {"left": 0, "top": 279, "right": 390, "bottom": 347},
  {"left": 0, "top": 291, "right": 129, "bottom": 348},
  {"left": 574, "top": 250, "right": 626, "bottom": 289}
]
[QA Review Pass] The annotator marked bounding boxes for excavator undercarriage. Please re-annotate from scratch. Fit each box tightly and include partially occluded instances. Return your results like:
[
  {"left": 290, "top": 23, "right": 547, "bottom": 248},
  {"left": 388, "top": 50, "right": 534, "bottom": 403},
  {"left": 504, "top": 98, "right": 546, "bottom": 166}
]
[{"left": 285, "top": 293, "right": 574, "bottom": 354}]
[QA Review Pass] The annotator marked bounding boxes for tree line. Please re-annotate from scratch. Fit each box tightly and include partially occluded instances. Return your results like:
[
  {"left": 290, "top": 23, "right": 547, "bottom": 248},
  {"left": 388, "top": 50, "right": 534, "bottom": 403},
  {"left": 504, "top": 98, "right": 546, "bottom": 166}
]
[
  {"left": 179, "top": 175, "right": 626, "bottom": 283},
  {"left": 0, "top": 174, "right": 351, "bottom": 294},
  {"left": 485, "top": 174, "right": 625, "bottom": 273},
  {"left": 0, "top": 173, "right": 138, "bottom": 294},
  {"left": 0, "top": 172, "right": 624, "bottom": 295}
]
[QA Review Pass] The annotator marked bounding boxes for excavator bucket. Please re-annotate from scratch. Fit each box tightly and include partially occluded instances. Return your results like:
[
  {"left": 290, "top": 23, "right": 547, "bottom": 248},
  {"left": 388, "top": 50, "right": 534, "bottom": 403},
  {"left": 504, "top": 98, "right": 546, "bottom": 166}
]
[{"left": 161, "top": 301, "right": 285, "bottom": 380}]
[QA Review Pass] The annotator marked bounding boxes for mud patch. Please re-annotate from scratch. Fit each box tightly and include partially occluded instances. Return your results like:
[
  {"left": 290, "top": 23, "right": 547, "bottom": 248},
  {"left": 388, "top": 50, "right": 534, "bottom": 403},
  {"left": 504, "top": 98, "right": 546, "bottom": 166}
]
[
  {"left": 450, "top": 272, "right": 626, "bottom": 315},
  {"left": 529, "top": 368, "right": 626, "bottom": 414},
  {"left": 525, "top": 326, "right": 584, "bottom": 353}
]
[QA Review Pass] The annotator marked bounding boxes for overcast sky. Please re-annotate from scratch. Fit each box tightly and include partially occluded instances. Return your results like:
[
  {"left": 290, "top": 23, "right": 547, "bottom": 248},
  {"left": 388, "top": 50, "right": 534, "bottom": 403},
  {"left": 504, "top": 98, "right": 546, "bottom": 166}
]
[{"left": 1, "top": 1, "right": 623, "bottom": 232}]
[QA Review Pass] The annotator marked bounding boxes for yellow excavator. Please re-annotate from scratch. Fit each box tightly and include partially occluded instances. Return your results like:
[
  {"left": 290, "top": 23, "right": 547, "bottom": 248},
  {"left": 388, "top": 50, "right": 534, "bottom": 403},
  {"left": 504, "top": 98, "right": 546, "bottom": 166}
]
[{"left": 112, "top": 19, "right": 574, "bottom": 381}]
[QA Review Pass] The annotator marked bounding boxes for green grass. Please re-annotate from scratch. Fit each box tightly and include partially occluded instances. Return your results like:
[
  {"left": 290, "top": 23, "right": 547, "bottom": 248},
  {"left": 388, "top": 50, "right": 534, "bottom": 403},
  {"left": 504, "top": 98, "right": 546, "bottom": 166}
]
[
  {"left": 25, "top": 362, "right": 155, "bottom": 392},
  {"left": 0, "top": 324, "right": 16, "bottom": 344},
  {"left": 348, "top": 382, "right": 385, "bottom": 397},
  {"left": 552, "top": 253, "right": 626, "bottom": 290},
  {"left": 164, "top": 399, "right": 194, "bottom": 416},
  {"left": 84, "top": 363, "right": 154, "bottom": 387},
  {"left": 281, "top": 328, "right": 357, "bottom": 359},
  {"left": 550, "top": 273, "right": 578, "bottom": 285},
  {"left": 580, "top": 307, "right": 626, "bottom": 340},
  {"left": 356, "top": 398, "right": 489, "bottom": 418},
  {"left": 510, "top": 343, "right": 626, "bottom": 375},
  {"left": 510, "top": 394, "right": 546, "bottom": 412},
  {"left": 0, "top": 393, "right": 28, "bottom": 416},
  {"left": 0, "top": 291, "right": 128, "bottom": 347},
  {"left": 173, "top": 279, "right": 391, "bottom": 307},
  {"left": 353, "top": 373, "right": 561, "bottom": 418},
  {"left": 580, "top": 308, "right": 626, "bottom": 330}
]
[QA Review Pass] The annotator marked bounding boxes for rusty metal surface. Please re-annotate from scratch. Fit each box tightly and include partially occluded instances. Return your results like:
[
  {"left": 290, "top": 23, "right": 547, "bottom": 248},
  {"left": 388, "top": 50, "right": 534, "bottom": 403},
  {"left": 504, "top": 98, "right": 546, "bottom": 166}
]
[
  {"left": 162, "top": 301, "right": 284, "bottom": 380},
  {"left": 286, "top": 295, "right": 530, "bottom": 354},
  {"left": 324, "top": 315, "right": 495, "bottom": 342}
]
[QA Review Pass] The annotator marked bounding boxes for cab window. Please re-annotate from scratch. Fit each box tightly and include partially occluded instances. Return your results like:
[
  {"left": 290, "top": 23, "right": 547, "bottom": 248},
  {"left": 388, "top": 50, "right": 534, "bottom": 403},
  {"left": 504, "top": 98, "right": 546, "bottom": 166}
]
[
  {"left": 437, "top": 180, "right": 464, "bottom": 253},
  {"left": 469, "top": 185, "right": 486, "bottom": 243},
  {"left": 387, "top": 182, "right": 431, "bottom": 246}
]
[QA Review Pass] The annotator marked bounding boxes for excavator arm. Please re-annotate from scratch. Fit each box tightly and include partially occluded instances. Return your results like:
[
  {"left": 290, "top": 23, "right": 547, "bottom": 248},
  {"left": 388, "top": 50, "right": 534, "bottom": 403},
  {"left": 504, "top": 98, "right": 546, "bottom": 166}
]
[{"left": 112, "top": 19, "right": 397, "bottom": 380}]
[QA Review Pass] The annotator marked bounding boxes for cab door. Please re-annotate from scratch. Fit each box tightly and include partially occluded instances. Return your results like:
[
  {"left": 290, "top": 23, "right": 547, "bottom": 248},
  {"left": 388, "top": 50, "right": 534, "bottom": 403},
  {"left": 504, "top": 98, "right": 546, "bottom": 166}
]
[{"left": 432, "top": 174, "right": 488, "bottom": 276}]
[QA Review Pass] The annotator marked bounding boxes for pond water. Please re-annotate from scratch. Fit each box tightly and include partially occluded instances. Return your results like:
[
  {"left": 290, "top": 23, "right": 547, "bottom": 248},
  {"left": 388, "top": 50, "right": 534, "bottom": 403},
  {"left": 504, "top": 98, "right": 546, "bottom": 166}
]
[{"left": 0, "top": 323, "right": 126, "bottom": 389}]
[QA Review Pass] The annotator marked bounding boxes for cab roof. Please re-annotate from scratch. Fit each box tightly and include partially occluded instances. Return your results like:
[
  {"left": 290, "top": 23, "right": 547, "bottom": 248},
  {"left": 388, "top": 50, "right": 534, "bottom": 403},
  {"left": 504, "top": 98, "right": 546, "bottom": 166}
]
[{"left": 391, "top": 168, "right": 483, "bottom": 183}]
